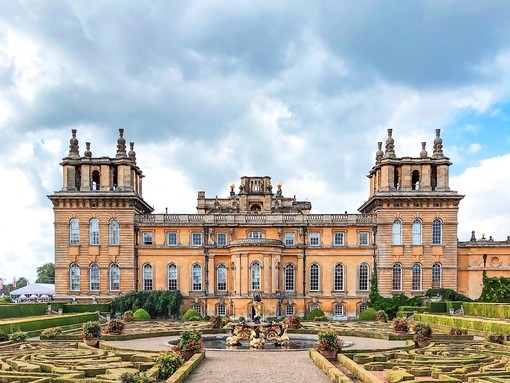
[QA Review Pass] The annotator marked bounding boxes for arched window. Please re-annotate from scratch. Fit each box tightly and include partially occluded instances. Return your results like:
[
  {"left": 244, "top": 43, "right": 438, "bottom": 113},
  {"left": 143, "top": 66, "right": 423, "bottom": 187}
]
[
  {"left": 334, "top": 263, "right": 344, "bottom": 291},
  {"left": 358, "top": 263, "right": 369, "bottom": 291},
  {"left": 143, "top": 264, "right": 153, "bottom": 290},
  {"left": 432, "top": 263, "right": 442, "bottom": 288},
  {"left": 217, "top": 264, "right": 227, "bottom": 291},
  {"left": 310, "top": 263, "right": 319, "bottom": 291},
  {"left": 109, "top": 263, "right": 120, "bottom": 291},
  {"left": 392, "top": 219, "right": 402, "bottom": 245},
  {"left": 392, "top": 263, "right": 402, "bottom": 291},
  {"left": 412, "top": 219, "right": 422, "bottom": 245},
  {"left": 284, "top": 264, "right": 295, "bottom": 292},
  {"left": 109, "top": 219, "right": 119, "bottom": 245},
  {"left": 91, "top": 170, "right": 100, "bottom": 190},
  {"left": 89, "top": 263, "right": 100, "bottom": 291},
  {"left": 69, "top": 218, "right": 80, "bottom": 245},
  {"left": 411, "top": 263, "right": 422, "bottom": 291},
  {"left": 168, "top": 264, "right": 178, "bottom": 291},
  {"left": 192, "top": 263, "right": 202, "bottom": 291},
  {"left": 89, "top": 218, "right": 99, "bottom": 245},
  {"left": 432, "top": 219, "right": 442, "bottom": 244},
  {"left": 251, "top": 262, "right": 261, "bottom": 290},
  {"left": 412, "top": 170, "right": 420, "bottom": 190},
  {"left": 70, "top": 263, "right": 80, "bottom": 291}
]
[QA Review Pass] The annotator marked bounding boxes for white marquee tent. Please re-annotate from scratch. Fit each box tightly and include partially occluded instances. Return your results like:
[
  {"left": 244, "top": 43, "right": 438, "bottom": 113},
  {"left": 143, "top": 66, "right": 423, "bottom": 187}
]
[{"left": 9, "top": 284, "right": 55, "bottom": 300}]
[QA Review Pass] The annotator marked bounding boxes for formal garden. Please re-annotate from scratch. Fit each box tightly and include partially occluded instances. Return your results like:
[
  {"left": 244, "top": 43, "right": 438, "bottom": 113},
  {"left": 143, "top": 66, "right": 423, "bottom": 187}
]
[{"left": 3, "top": 279, "right": 510, "bottom": 382}]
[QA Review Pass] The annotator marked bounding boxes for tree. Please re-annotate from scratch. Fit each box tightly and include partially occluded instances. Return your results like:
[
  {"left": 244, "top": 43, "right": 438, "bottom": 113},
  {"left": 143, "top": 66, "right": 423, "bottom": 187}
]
[{"left": 36, "top": 263, "right": 55, "bottom": 284}]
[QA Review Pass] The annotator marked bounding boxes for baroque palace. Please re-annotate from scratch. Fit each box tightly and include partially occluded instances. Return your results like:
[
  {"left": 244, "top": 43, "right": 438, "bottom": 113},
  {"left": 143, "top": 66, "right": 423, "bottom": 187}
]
[{"left": 48, "top": 128, "right": 510, "bottom": 319}]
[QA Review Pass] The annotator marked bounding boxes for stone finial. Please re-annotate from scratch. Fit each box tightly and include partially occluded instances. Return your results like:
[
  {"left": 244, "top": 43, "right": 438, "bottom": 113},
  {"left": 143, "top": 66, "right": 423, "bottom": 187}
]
[
  {"left": 68, "top": 129, "right": 80, "bottom": 158},
  {"left": 84, "top": 142, "right": 92, "bottom": 158},
  {"left": 229, "top": 183, "right": 236, "bottom": 198},
  {"left": 384, "top": 128, "right": 396, "bottom": 158},
  {"left": 375, "top": 142, "right": 384, "bottom": 163},
  {"left": 432, "top": 128, "right": 444, "bottom": 158},
  {"left": 470, "top": 231, "right": 476, "bottom": 241},
  {"left": 116, "top": 128, "right": 127, "bottom": 158},
  {"left": 420, "top": 142, "right": 428, "bottom": 158},
  {"left": 128, "top": 142, "right": 136, "bottom": 163}
]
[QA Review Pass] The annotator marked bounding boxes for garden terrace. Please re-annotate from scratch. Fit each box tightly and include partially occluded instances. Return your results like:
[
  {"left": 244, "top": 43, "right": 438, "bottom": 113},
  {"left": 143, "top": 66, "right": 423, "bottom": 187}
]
[{"left": 0, "top": 341, "right": 159, "bottom": 382}]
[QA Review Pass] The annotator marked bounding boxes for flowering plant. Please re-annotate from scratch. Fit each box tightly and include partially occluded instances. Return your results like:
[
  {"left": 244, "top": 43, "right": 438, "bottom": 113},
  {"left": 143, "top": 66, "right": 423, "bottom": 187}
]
[
  {"left": 105, "top": 318, "right": 126, "bottom": 335},
  {"left": 283, "top": 315, "right": 301, "bottom": 329},
  {"left": 413, "top": 322, "right": 432, "bottom": 341},
  {"left": 392, "top": 317, "right": 409, "bottom": 333},
  {"left": 314, "top": 329, "right": 342, "bottom": 351},
  {"left": 174, "top": 330, "right": 203, "bottom": 353},
  {"left": 80, "top": 321, "right": 102, "bottom": 340}
]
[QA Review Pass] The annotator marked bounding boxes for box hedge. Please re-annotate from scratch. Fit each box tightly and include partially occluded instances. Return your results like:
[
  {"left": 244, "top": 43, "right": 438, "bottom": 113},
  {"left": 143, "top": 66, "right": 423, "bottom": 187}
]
[
  {"left": 415, "top": 313, "right": 510, "bottom": 335},
  {"left": 463, "top": 302, "right": 510, "bottom": 319},
  {"left": 0, "top": 303, "right": 47, "bottom": 319},
  {"left": 426, "top": 301, "right": 447, "bottom": 313},
  {"left": 0, "top": 312, "right": 98, "bottom": 334},
  {"left": 63, "top": 303, "right": 110, "bottom": 313}
]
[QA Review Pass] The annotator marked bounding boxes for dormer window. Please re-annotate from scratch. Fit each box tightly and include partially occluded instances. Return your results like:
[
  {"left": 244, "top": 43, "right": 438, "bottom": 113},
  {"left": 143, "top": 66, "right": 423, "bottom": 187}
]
[{"left": 248, "top": 231, "right": 263, "bottom": 239}]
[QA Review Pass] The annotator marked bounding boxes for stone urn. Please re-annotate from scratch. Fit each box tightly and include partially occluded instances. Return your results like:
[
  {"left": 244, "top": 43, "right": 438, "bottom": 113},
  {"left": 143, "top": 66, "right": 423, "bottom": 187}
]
[
  {"left": 83, "top": 338, "right": 99, "bottom": 347},
  {"left": 319, "top": 349, "right": 338, "bottom": 359},
  {"left": 415, "top": 338, "right": 431, "bottom": 348}
]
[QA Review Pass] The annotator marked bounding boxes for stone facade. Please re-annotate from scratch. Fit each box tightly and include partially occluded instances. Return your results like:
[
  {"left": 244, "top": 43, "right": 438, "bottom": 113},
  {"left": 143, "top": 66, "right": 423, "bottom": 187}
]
[{"left": 48, "top": 128, "right": 510, "bottom": 318}]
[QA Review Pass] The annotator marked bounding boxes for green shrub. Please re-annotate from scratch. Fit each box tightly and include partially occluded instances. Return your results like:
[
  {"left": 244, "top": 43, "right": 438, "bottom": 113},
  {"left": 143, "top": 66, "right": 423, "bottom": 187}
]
[
  {"left": 123, "top": 310, "right": 134, "bottom": 322},
  {"left": 80, "top": 321, "right": 101, "bottom": 340},
  {"left": 10, "top": 331, "right": 28, "bottom": 343},
  {"left": 63, "top": 303, "right": 110, "bottom": 313},
  {"left": 110, "top": 290, "right": 182, "bottom": 318},
  {"left": 182, "top": 309, "right": 202, "bottom": 321},
  {"left": 0, "top": 303, "right": 47, "bottom": 319},
  {"left": 105, "top": 318, "right": 125, "bottom": 334},
  {"left": 156, "top": 351, "right": 184, "bottom": 380},
  {"left": 307, "top": 307, "right": 325, "bottom": 321},
  {"left": 0, "top": 296, "right": 12, "bottom": 303},
  {"left": 427, "top": 301, "right": 447, "bottom": 313},
  {"left": 133, "top": 308, "right": 151, "bottom": 321},
  {"left": 463, "top": 302, "right": 510, "bottom": 319},
  {"left": 413, "top": 322, "right": 432, "bottom": 341},
  {"left": 120, "top": 372, "right": 155, "bottom": 383},
  {"left": 40, "top": 327, "right": 63, "bottom": 338},
  {"left": 0, "top": 312, "right": 98, "bottom": 334},
  {"left": 359, "top": 307, "right": 377, "bottom": 321},
  {"left": 175, "top": 330, "right": 203, "bottom": 353},
  {"left": 424, "top": 288, "right": 472, "bottom": 302}
]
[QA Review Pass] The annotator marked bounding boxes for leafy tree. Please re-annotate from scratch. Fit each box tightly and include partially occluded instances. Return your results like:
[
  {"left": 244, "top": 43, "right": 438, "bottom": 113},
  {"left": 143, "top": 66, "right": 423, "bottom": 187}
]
[{"left": 36, "top": 263, "right": 55, "bottom": 284}]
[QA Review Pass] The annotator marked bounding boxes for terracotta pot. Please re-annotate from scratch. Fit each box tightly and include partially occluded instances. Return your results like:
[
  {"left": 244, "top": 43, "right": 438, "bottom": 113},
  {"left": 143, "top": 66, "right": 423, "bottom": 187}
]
[
  {"left": 318, "top": 349, "right": 337, "bottom": 359},
  {"left": 179, "top": 350, "right": 195, "bottom": 361},
  {"left": 394, "top": 331, "right": 408, "bottom": 336},
  {"left": 83, "top": 338, "right": 99, "bottom": 347},
  {"left": 416, "top": 338, "right": 431, "bottom": 348}
]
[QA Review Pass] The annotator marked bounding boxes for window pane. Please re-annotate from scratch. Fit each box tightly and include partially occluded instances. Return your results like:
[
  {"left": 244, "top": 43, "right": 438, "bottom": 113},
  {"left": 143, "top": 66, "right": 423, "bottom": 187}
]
[
  {"left": 284, "top": 264, "right": 295, "bottom": 291},
  {"left": 168, "top": 264, "right": 178, "bottom": 291},
  {"left": 89, "top": 219, "right": 99, "bottom": 245},
  {"left": 90, "top": 263, "right": 100, "bottom": 291},
  {"left": 432, "top": 263, "right": 442, "bottom": 288},
  {"left": 358, "top": 263, "right": 369, "bottom": 291},
  {"left": 309, "top": 232, "right": 320, "bottom": 246},
  {"left": 217, "top": 304, "right": 226, "bottom": 316},
  {"left": 217, "top": 233, "right": 227, "bottom": 247},
  {"left": 392, "top": 220, "right": 402, "bottom": 245},
  {"left": 359, "top": 232, "right": 369, "bottom": 246},
  {"left": 334, "top": 304, "right": 344, "bottom": 316},
  {"left": 192, "top": 232, "right": 202, "bottom": 246},
  {"left": 70, "top": 264, "right": 80, "bottom": 291},
  {"left": 192, "top": 264, "right": 202, "bottom": 290},
  {"left": 285, "top": 232, "right": 295, "bottom": 246},
  {"left": 142, "top": 232, "right": 153, "bottom": 245},
  {"left": 392, "top": 263, "right": 402, "bottom": 291},
  {"left": 143, "top": 264, "right": 153, "bottom": 290},
  {"left": 167, "top": 232, "right": 177, "bottom": 246},
  {"left": 432, "top": 219, "right": 442, "bottom": 244},
  {"left": 412, "top": 219, "right": 422, "bottom": 245},
  {"left": 70, "top": 219, "right": 80, "bottom": 245},
  {"left": 109, "top": 219, "right": 119, "bottom": 245},
  {"left": 334, "top": 264, "right": 344, "bottom": 291},
  {"left": 310, "top": 264, "right": 319, "bottom": 291},
  {"left": 217, "top": 265, "right": 227, "bottom": 291},
  {"left": 412, "top": 264, "right": 422, "bottom": 291},
  {"left": 286, "top": 305, "right": 294, "bottom": 316},
  {"left": 334, "top": 232, "right": 344, "bottom": 246},
  {"left": 249, "top": 231, "right": 263, "bottom": 239},
  {"left": 109, "top": 264, "right": 120, "bottom": 291},
  {"left": 251, "top": 262, "right": 260, "bottom": 290}
]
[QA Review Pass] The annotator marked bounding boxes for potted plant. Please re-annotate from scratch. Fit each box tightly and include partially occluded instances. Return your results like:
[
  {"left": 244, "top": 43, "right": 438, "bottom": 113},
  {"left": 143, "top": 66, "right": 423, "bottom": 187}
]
[
  {"left": 105, "top": 318, "right": 126, "bottom": 335},
  {"left": 122, "top": 310, "right": 134, "bottom": 323},
  {"left": 413, "top": 322, "right": 433, "bottom": 347},
  {"left": 392, "top": 317, "right": 409, "bottom": 335},
  {"left": 80, "top": 320, "right": 102, "bottom": 347},
  {"left": 283, "top": 315, "right": 301, "bottom": 329},
  {"left": 314, "top": 329, "right": 342, "bottom": 359},
  {"left": 173, "top": 330, "right": 203, "bottom": 360}
]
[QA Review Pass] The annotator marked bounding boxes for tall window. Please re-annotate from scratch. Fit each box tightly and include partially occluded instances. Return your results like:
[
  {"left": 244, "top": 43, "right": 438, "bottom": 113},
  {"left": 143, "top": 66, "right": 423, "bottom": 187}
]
[
  {"left": 284, "top": 264, "right": 295, "bottom": 291},
  {"left": 143, "top": 264, "right": 153, "bottom": 290},
  {"left": 432, "top": 219, "right": 442, "bottom": 244},
  {"left": 167, "top": 232, "right": 177, "bottom": 246},
  {"left": 251, "top": 262, "right": 261, "bottom": 290},
  {"left": 334, "top": 232, "right": 345, "bottom": 246},
  {"left": 310, "top": 264, "right": 319, "bottom": 291},
  {"left": 392, "top": 263, "right": 402, "bottom": 291},
  {"left": 358, "top": 263, "right": 369, "bottom": 291},
  {"left": 309, "top": 232, "right": 320, "bottom": 246},
  {"left": 168, "top": 264, "right": 178, "bottom": 291},
  {"left": 109, "top": 263, "right": 120, "bottom": 291},
  {"left": 109, "top": 219, "right": 119, "bottom": 245},
  {"left": 216, "top": 232, "right": 227, "bottom": 247},
  {"left": 89, "top": 263, "right": 100, "bottom": 291},
  {"left": 392, "top": 219, "right": 402, "bottom": 245},
  {"left": 217, "top": 264, "right": 227, "bottom": 291},
  {"left": 70, "top": 263, "right": 80, "bottom": 291},
  {"left": 334, "top": 264, "right": 344, "bottom": 291},
  {"left": 334, "top": 304, "right": 344, "bottom": 316},
  {"left": 412, "top": 263, "right": 422, "bottom": 291},
  {"left": 359, "top": 232, "right": 369, "bottom": 246},
  {"left": 432, "top": 263, "right": 442, "bottom": 288},
  {"left": 285, "top": 232, "right": 295, "bottom": 246},
  {"left": 70, "top": 218, "right": 80, "bottom": 245},
  {"left": 191, "top": 232, "right": 202, "bottom": 246},
  {"left": 89, "top": 218, "right": 99, "bottom": 245},
  {"left": 192, "top": 264, "right": 202, "bottom": 291},
  {"left": 412, "top": 219, "right": 422, "bottom": 245}
]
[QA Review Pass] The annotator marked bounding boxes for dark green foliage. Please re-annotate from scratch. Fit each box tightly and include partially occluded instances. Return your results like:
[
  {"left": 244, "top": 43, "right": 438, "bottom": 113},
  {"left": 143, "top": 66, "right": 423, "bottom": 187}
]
[
  {"left": 10, "top": 331, "right": 28, "bottom": 342},
  {"left": 424, "top": 288, "right": 472, "bottom": 302},
  {"left": 413, "top": 322, "right": 432, "bottom": 340},
  {"left": 427, "top": 301, "right": 447, "bottom": 313},
  {"left": 36, "top": 262, "right": 55, "bottom": 283},
  {"left": 359, "top": 307, "right": 377, "bottom": 321},
  {"left": 307, "top": 307, "right": 326, "bottom": 320},
  {"left": 63, "top": 303, "right": 110, "bottom": 313},
  {"left": 174, "top": 330, "right": 203, "bottom": 352},
  {"left": 110, "top": 290, "right": 182, "bottom": 318},
  {"left": 133, "top": 308, "right": 151, "bottom": 320},
  {"left": 120, "top": 372, "right": 155, "bottom": 383},
  {"left": 0, "top": 303, "right": 47, "bottom": 319},
  {"left": 487, "top": 333, "right": 504, "bottom": 344},
  {"left": 0, "top": 312, "right": 98, "bottom": 334},
  {"left": 182, "top": 309, "right": 202, "bottom": 321},
  {"left": 369, "top": 269, "right": 419, "bottom": 319},
  {"left": 479, "top": 275, "right": 510, "bottom": 303},
  {"left": 156, "top": 351, "right": 184, "bottom": 380},
  {"left": 463, "top": 302, "right": 510, "bottom": 318}
]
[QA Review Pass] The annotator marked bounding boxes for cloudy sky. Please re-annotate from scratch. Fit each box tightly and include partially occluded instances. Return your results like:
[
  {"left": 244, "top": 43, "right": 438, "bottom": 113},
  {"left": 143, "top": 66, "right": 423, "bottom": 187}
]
[{"left": 1, "top": 1, "right": 510, "bottom": 284}]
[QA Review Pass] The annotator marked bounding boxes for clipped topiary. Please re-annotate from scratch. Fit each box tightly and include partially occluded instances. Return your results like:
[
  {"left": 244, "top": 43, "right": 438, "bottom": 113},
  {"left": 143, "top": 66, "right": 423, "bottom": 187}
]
[
  {"left": 307, "top": 307, "right": 325, "bottom": 321},
  {"left": 133, "top": 308, "right": 151, "bottom": 321},
  {"left": 182, "top": 308, "right": 202, "bottom": 321},
  {"left": 359, "top": 307, "right": 377, "bottom": 321}
]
